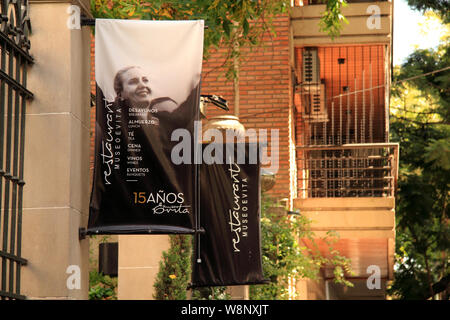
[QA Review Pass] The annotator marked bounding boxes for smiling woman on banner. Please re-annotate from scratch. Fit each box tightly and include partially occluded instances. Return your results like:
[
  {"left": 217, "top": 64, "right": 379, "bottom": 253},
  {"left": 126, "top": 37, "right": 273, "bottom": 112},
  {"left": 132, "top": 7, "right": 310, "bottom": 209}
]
[
  {"left": 88, "top": 20, "right": 204, "bottom": 235},
  {"left": 112, "top": 65, "right": 195, "bottom": 134},
  {"left": 113, "top": 66, "right": 178, "bottom": 113}
]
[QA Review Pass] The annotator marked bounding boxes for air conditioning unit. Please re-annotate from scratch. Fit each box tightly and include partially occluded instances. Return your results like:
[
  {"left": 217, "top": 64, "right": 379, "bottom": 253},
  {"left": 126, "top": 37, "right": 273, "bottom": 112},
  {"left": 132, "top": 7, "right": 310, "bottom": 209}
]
[
  {"left": 302, "top": 48, "right": 320, "bottom": 84},
  {"left": 299, "top": 83, "right": 328, "bottom": 122}
]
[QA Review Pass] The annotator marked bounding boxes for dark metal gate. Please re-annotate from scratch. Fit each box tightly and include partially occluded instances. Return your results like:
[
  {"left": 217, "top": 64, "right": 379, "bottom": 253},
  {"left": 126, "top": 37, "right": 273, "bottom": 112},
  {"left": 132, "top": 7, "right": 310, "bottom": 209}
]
[{"left": 0, "top": 0, "right": 33, "bottom": 300}]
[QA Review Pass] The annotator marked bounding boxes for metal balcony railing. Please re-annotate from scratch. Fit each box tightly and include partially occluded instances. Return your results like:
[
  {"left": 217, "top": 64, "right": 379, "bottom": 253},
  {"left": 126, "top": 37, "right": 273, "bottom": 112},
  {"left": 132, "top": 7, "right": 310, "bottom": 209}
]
[
  {"left": 297, "top": 143, "right": 399, "bottom": 198},
  {"left": 0, "top": 0, "right": 33, "bottom": 300},
  {"left": 295, "top": 45, "right": 389, "bottom": 146}
]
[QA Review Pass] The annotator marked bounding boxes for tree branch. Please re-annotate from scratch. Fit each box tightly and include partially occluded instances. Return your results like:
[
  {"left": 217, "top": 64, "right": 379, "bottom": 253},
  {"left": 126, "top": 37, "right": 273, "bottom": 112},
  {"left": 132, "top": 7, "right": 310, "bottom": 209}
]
[
  {"left": 390, "top": 114, "right": 448, "bottom": 125},
  {"left": 421, "top": 274, "right": 450, "bottom": 300}
]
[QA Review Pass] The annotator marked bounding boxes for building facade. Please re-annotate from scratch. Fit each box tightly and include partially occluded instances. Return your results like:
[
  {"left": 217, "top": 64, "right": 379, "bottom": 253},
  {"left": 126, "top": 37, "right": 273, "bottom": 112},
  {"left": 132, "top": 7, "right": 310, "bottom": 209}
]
[
  {"left": 0, "top": 0, "right": 92, "bottom": 300},
  {"left": 85, "top": 0, "right": 397, "bottom": 300},
  {"left": 199, "top": 0, "right": 398, "bottom": 299},
  {"left": 0, "top": 0, "right": 397, "bottom": 300}
]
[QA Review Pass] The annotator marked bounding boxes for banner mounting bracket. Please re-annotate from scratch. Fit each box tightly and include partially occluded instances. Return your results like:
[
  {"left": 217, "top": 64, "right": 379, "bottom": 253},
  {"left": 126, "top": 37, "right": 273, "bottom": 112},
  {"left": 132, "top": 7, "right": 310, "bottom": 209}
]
[
  {"left": 79, "top": 227, "right": 87, "bottom": 241},
  {"left": 80, "top": 16, "right": 209, "bottom": 29}
]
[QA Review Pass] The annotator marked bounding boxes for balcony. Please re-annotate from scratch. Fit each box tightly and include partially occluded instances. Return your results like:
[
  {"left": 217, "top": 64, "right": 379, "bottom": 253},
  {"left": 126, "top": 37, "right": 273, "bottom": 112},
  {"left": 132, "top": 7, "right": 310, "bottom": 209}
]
[
  {"left": 290, "top": 1, "right": 393, "bottom": 46},
  {"left": 294, "top": 143, "right": 398, "bottom": 299},
  {"left": 297, "top": 143, "right": 399, "bottom": 198},
  {"left": 291, "top": 0, "right": 397, "bottom": 300},
  {"left": 294, "top": 43, "right": 397, "bottom": 198}
]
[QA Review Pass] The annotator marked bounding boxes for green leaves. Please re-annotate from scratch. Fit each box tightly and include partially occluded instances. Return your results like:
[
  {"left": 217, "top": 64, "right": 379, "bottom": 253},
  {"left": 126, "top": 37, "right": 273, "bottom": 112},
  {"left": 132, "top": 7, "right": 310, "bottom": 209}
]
[
  {"left": 424, "top": 138, "right": 450, "bottom": 170},
  {"left": 153, "top": 235, "right": 192, "bottom": 300},
  {"left": 406, "top": 0, "right": 450, "bottom": 23},
  {"left": 388, "top": 26, "right": 450, "bottom": 299},
  {"left": 242, "top": 18, "right": 249, "bottom": 36},
  {"left": 153, "top": 235, "right": 230, "bottom": 300},
  {"left": 88, "top": 271, "right": 117, "bottom": 300},
  {"left": 91, "top": 0, "right": 349, "bottom": 79},
  {"left": 249, "top": 195, "right": 354, "bottom": 300},
  {"left": 222, "top": 19, "right": 231, "bottom": 37},
  {"left": 319, "top": 0, "right": 349, "bottom": 40}
]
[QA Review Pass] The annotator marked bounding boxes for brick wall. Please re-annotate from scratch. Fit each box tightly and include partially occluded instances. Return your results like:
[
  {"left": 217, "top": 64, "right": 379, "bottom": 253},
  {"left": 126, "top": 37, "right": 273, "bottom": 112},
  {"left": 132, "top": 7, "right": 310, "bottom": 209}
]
[{"left": 201, "top": 15, "right": 293, "bottom": 201}]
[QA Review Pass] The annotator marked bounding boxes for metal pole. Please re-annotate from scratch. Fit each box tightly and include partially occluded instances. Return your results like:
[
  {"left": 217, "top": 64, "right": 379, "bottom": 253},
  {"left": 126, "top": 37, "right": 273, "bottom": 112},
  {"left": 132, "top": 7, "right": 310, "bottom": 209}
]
[
  {"left": 0, "top": 37, "right": 6, "bottom": 300},
  {"left": 362, "top": 69, "right": 365, "bottom": 143},
  {"left": 354, "top": 78, "right": 357, "bottom": 144},
  {"left": 331, "top": 101, "right": 335, "bottom": 145},
  {"left": 2, "top": 44, "right": 15, "bottom": 294},
  {"left": 313, "top": 123, "right": 317, "bottom": 146},
  {"left": 9, "top": 53, "right": 22, "bottom": 294},
  {"left": 322, "top": 121, "right": 326, "bottom": 145},
  {"left": 16, "top": 59, "right": 29, "bottom": 295},
  {"left": 370, "top": 63, "right": 374, "bottom": 143},
  {"left": 346, "top": 88, "right": 350, "bottom": 144},
  {"left": 339, "top": 94, "right": 342, "bottom": 145}
]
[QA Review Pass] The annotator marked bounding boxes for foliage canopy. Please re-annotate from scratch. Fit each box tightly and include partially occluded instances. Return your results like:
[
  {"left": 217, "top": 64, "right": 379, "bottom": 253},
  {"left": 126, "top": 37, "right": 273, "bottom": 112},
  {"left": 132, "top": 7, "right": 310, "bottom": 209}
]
[
  {"left": 388, "top": 8, "right": 449, "bottom": 298},
  {"left": 90, "top": 0, "right": 347, "bottom": 78}
]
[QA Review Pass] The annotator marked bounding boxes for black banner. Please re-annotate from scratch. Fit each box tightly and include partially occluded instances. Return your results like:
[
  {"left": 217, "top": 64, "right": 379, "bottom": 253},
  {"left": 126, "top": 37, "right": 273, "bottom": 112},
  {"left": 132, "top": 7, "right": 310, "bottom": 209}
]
[
  {"left": 191, "top": 143, "right": 266, "bottom": 287},
  {"left": 88, "top": 19, "right": 204, "bottom": 234}
]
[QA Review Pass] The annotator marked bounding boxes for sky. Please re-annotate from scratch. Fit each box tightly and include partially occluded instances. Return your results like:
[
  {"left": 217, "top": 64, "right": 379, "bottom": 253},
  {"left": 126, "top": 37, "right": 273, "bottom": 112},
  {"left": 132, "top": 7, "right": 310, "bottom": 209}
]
[{"left": 393, "top": 0, "right": 448, "bottom": 66}]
